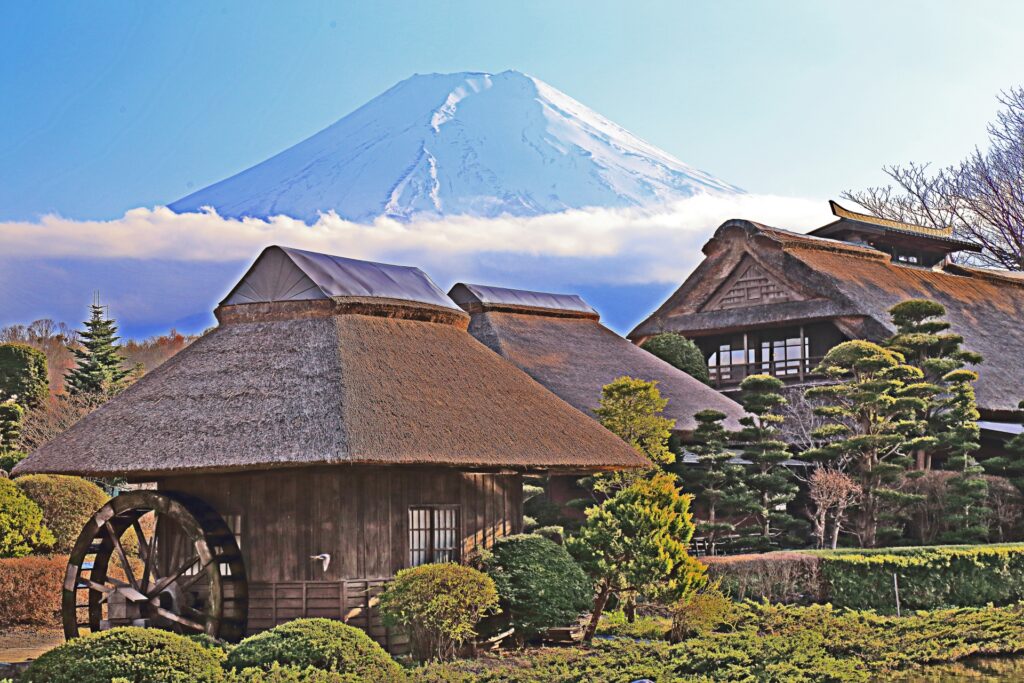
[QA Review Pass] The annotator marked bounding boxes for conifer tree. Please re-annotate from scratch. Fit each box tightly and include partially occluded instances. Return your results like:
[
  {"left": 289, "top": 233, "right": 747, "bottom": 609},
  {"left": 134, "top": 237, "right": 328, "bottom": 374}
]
[
  {"left": 887, "top": 300, "right": 989, "bottom": 541},
  {"left": 804, "top": 341, "right": 933, "bottom": 548},
  {"left": 734, "top": 374, "right": 799, "bottom": 548},
  {"left": 674, "top": 409, "right": 751, "bottom": 555},
  {"left": 65, "top": 301, "right": 131, "bottom": 399},
  {"left": 983, "top": 400, "right": 1024, "bottom": 495}
]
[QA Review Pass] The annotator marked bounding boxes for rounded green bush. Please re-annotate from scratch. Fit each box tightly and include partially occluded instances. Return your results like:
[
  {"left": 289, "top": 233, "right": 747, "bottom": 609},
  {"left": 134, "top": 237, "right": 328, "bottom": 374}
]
[
  {"left": 225, "top": 618, "right": 404, "bottom": 681},
  {"left": 22, "top": 627, "right": 226, "bottom": 683},
  {"left": 379, "top": 563, "right": 498, "bottom": 662},
  {"left": 640, "top": 333, "right": 711, "bottom": 384},
  {"left": 15, "top": 474, "right": 108, "bottom": 553},
  {"left": 0, "top": 476, "right": 53, "bottom": 557},
  {"left": 486, "top": 534, "right": 591, "bottom": 641}
]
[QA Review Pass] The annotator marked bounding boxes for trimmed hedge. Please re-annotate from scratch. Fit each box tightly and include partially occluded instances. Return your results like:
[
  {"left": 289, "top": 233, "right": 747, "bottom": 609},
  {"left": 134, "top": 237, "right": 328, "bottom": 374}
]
[
  {"left": 0, "top": 554, "right": 65, "bottom": 627},
  {"left": 704, "top": 552, "right": 822, "bottom": 604},
  {"left": 706, "top": 543, "right": 1024, "bottom": 612},
  {"left": 819, "top": 544, "right": 1024, "bottom": 611},
  {"left": 225, "top": 618, "right": 404, "bottom": 682},
  {"left": 22, "top": 627, "right": 226, "bottom": 683},
  {"left": 226, "top": 663, "right": 356, "bottom": 682}
]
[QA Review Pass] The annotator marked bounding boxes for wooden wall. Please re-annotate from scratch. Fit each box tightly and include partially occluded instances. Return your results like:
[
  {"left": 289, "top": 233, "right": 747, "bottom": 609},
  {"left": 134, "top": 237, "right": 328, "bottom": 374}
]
[{"left": 159, "top": 465, "right": 522, "bottom": 583}]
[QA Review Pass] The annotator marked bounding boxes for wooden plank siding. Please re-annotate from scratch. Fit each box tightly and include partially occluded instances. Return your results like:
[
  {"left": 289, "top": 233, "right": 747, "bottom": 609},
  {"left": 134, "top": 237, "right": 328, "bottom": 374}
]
[{"left": 158, "top": 465, "right": 522, "bottom": 651}]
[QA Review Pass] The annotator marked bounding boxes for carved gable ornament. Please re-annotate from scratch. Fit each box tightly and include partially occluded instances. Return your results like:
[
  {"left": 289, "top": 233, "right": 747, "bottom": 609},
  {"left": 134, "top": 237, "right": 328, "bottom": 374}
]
[{"left": 701, "top": 258, "right": 803, "bottom": 311}]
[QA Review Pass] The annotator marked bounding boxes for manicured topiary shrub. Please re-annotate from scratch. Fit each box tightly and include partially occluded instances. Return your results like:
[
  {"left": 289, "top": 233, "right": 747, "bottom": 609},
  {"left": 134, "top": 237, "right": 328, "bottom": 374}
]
[
  {"left": 0, "top": 476, "right": 53, "bottom": 557},
  {"left": 0, "top": 555, "right": 65, "bottom": 627},
  {"left": 22, "top": 627, "right": 226, "bottom": 683},
  {"left": 225, "top": 618, "right": 403, "bottom": 682},
  {"left": 640, "top": 333, "right": 711, "bottom": 384},
  {"left": 15, "top": 474, "right": 108, "bottom": 553},
  {"left": 0, "top": 450, "right": 26, "bottom": 475},
  {"left": 485, "top": 534, "right": 591, "bottom": 642},
  {"left": 379, "top": 563, "right": 498, "bottom": 661}
]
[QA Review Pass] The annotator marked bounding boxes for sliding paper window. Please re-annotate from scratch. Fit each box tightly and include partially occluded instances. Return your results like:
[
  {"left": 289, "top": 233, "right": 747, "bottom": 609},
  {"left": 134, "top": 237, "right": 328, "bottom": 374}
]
[{"left": 409, "top": 506, "right": 460, "bottom": 567}]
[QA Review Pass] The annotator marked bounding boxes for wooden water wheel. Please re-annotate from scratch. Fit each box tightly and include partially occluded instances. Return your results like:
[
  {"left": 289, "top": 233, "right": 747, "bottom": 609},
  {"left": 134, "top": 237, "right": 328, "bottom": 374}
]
[{"left": 62, "top": 490, "right": 248, "bottom": 642}]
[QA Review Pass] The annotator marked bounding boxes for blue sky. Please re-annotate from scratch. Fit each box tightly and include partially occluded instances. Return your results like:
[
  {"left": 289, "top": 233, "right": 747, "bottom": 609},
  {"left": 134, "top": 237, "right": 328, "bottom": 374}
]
[
  {"left": 3, "top": 1, "right": 1022, "bottom": 220},
  {"left": 1, "top": 2, "right": 1023, "bottom": 337}
]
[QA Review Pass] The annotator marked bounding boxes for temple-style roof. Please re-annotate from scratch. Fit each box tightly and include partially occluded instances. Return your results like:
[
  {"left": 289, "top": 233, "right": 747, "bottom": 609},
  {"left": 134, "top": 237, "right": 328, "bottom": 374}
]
[
  {"left": 451, "top": 283, "right": 747, "bottom": 433},
  {"left": 14, "top": 249, "right": 649, "bottom": 479},
  {"left": 629, "top": 219, "right": 1024, "bottom": 416}
]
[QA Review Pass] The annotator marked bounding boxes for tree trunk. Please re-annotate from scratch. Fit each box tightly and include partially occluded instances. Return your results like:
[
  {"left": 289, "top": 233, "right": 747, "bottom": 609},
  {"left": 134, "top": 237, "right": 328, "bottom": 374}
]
[
  {"left": 830, "top": 504, "right": 847, "bottom": 550},
  {"left": 624, "top": 594, "right": 636, "bottom": 623},
  {"left": 583, "top": 583, "right": 612, "bottom": 642}
]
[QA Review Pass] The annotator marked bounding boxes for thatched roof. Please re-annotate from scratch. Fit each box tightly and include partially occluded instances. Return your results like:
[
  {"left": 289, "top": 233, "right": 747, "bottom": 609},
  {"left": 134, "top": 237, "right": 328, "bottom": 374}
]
[
  {"left": 14, "top": 251, "right": 649, "bottom": 479},
  {"left": 450, "top": 283, "right": 747, "bottom": 433},
  {"left": 630, "top": 219, "right": 1024, "bottom": 417}
]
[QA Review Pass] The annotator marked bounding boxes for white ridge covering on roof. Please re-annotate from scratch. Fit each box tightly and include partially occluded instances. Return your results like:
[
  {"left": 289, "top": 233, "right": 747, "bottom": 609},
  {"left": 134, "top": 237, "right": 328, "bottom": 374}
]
[
  {"left": 221, "top": 246, "right": 459, "bottom": 309},
  {"left": 449, "top": 282, "right": 597, "bottom": 315}
]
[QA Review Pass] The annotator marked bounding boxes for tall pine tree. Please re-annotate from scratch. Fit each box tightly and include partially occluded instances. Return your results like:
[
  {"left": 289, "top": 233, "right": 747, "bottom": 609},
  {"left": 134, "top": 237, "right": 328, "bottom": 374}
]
[
  {"left": 735, "top": 374, "right": 799, "bottom": 548},
  {"left": 887, "top": 300, "right": 988, "bottom": 541},
  {"left": 65, "top": 301, "right": 132, "bottom": 399},
  {"left": 804, "top": 341, "right": 933, "bottom": 548},
  {"left": 674, "top": 409, "right": 752, "bottom": 555}
]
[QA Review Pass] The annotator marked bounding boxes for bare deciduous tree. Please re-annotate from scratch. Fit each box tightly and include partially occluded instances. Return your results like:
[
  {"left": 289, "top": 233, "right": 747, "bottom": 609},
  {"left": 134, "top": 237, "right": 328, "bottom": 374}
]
[
  {"left": 18, "top": 394, "right": 95, "bottom": 452},
  {"left": 807, "top": 469, "right": 862, "bottom": 549},
  {"left": 844, "top": 87, "right": 1024, "bottom": 272}
]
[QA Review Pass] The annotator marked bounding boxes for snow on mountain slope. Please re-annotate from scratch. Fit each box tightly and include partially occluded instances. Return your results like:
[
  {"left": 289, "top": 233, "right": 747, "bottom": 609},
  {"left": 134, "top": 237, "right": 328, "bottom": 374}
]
[{"left": 170, "top": 70, "right": 742, "bottom": 223}]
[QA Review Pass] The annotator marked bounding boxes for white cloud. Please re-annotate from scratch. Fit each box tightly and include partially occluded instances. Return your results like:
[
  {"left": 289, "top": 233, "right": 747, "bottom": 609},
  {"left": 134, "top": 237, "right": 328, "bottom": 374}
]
[{"left": 0, "top": 194, "right": 829, "bottom": 286}]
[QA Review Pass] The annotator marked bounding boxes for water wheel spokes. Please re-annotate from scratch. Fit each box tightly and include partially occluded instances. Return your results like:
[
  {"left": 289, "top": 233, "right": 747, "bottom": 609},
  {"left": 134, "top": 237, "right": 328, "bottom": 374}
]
[{"left": 63, "top": 490, "right": 248, "bottom": 642}]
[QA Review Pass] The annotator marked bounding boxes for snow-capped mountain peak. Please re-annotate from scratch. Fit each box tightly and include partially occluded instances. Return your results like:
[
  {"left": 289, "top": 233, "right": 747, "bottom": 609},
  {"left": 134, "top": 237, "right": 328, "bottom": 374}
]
[{"left": 170, "top": 70, "right": 742, "bottom": 223}]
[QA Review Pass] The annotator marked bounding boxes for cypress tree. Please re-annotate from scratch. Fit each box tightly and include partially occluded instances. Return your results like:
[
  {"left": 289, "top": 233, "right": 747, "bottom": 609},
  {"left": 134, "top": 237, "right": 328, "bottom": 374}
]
[
  {"left": 640, "top": 333, "right": 711, "bottom": 385},
  {"left": 735, "top": 374, "right": 799, "bottom": 548},
  {"left": 675, "top": 409, "right": 752, "bottom": 555},
  {"left": 65, "top": 302, "right": 131, "bottom": 399},
  {"left": 0, "top": 343, "right": 49, "bottom": 410}
]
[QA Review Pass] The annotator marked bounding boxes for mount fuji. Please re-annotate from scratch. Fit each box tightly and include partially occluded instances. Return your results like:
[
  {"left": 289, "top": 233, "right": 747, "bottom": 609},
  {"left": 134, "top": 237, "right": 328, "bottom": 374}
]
[{"left": 170, "top": 70, "right": 742, "bottom": 223}]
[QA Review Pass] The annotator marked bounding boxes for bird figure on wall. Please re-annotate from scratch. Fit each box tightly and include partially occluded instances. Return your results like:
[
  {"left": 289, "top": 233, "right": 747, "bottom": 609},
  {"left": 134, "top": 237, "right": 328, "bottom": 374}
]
[{"left": 310, "top": 553, "right": 331, "bottom": 572}]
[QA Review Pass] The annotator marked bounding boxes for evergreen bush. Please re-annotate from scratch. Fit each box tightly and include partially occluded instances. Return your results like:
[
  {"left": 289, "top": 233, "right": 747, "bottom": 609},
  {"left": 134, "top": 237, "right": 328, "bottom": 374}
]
[
  {"left": 15, "top": 474, "right": 108, "bottom": 553},
  {"left": 0, "top": 477, "right": 53, "bottom": 557},
  {"left": 226, "top": 664, "right": 355, "bottom": 682},
  {"left": 22, "top": 627, "right": 226, "bottom": 683},
  {"left": 485, "top": 534, "right": 591, "bottom": 641},
  {"left": 0, "top": 343, "right": 48, "bottom": 409},
  {"left": 225, "top": 618, "right": 403, "bottom": 681},
  {"left": 640, "top": 333, "right": 711, "bottom": 384},
  {"left": 379, "top": 563, "right": 498, "bottom": 661}
]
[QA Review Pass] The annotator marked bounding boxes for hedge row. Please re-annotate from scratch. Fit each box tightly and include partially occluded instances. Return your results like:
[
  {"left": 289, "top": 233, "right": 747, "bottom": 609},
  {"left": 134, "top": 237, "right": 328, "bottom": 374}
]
[
  {"left": 0, "top": 554, "right": 65, "bottom": 627},
  {"left": 706, "top": 543, "right": 1024, "bottom": 611}
]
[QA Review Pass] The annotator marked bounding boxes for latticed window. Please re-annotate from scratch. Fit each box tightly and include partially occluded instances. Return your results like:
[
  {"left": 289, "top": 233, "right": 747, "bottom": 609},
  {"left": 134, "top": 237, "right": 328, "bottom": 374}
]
[{"left": 409, "top": 506, "right": 460, "bottom": 567}]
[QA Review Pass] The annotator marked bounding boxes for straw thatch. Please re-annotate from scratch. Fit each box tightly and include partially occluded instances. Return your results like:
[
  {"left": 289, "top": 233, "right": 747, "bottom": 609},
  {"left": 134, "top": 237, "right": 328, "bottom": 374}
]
[
  {"left": 450, "top": 283, "right": 747, "bottom": 433},
  {"left": 15, "top": 255, "right": 650, "bottom": 479},
  {"left": 630, "top": 219, "right": 1024, "bottom": 417}
]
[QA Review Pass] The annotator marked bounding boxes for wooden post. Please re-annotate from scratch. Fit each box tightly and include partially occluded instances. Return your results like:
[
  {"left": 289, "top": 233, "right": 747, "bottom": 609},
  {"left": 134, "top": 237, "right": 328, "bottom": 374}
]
[
  {"left": 799, "top": 325, "right": 806, "bottom": 381},
  {"left": 893, "top": 573, "right": 901, "bottom": 617},
  {"left": 340, "top": 580, "right": 348, "bottom": 623}
]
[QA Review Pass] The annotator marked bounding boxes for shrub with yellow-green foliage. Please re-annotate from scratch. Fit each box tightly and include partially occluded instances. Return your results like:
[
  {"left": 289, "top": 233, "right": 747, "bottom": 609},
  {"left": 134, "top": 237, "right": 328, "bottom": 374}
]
[
  {"left": 15, "top": 474, "right": 108, "bottom": 553},
  {"left": 0, "top": 476, "right": 53, "bottom": 557},
  {"left": 379, "top": 563, "right": 498, "bottom": 662}
]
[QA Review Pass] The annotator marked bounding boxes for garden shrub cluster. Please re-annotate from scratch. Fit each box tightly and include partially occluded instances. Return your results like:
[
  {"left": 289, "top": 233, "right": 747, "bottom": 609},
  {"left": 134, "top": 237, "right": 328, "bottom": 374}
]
[
  {"left": 226, "top": 618, "right": 404, "bottom": 682},
  {"left": 22, "top": 627, "right": 227, "bottom": 683},
  {"left": 415, "top": 602, "right": 1024, "bottom": 682},
  {"left": 0, "top": 554, "right": 65, "bottom": 627},
  {"left": 379, "top": 563, "right": 498, "bottom": 662},
  {"left": 15, "top": 474, "right": 108, "bottom": 553},
  {"left": 484, "top": 534, "right": 591, "bottom": 642}
]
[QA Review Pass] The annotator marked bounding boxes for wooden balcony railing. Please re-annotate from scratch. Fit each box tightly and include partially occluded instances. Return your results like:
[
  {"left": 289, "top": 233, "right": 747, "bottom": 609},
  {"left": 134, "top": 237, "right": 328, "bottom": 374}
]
[{"left": 708, "top": 356, "right": 825, "bottom": 388}]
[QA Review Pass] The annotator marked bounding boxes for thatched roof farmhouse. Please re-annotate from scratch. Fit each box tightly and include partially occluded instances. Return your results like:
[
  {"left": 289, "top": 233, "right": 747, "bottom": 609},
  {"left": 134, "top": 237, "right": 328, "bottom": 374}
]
[
  {"left": 14, "top": 246, "right": 648, "bottom": 650},
  {"left": 449, "top": 282, "right": 746, "bottom": 433}
]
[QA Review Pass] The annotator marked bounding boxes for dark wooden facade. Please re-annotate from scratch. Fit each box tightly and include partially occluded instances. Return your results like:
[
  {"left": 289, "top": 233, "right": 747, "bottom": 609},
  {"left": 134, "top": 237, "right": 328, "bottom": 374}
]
[{"left": 158, "top": 465, "right": 522, "bottom": 648}]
